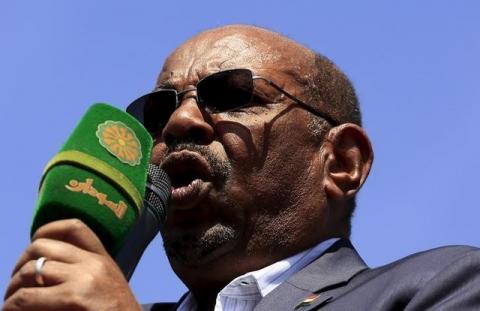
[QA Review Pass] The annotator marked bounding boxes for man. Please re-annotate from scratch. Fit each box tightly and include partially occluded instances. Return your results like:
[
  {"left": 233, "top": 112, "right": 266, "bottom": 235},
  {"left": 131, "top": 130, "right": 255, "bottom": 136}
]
[{"left": 3, "top": 25, "right": 480, "bottom": 311}]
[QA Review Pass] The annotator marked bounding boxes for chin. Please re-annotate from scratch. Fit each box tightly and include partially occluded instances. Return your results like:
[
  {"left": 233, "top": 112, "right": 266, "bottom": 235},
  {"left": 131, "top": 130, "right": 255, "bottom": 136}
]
[{"left": 162, "top": 222, "right": 239, "bottom": 267}]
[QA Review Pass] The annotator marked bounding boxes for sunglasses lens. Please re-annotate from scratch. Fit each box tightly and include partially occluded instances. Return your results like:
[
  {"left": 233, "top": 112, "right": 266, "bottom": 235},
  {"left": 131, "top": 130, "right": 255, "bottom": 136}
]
[
  {"left": 127, "top": 90, "right": 177, "bottom": 134},
  {"left": 197, "top": 69, "right": 254, "bottom": 112},
  {"left": 127, "top": 70, "right": 256, "bottom": 135}
]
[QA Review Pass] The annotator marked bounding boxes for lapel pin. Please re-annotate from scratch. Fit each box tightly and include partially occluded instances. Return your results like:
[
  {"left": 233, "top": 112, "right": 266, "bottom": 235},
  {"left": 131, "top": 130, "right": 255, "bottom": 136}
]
[{"left": 294, "top": 294, "right": 320, "bottom": 310}]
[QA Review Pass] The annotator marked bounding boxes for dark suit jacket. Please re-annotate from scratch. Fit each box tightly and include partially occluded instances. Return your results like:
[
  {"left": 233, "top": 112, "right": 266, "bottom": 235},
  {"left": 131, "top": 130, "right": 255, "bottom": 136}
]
[{"left": 143, "top": 239, "right": 480, "bottom": 310}]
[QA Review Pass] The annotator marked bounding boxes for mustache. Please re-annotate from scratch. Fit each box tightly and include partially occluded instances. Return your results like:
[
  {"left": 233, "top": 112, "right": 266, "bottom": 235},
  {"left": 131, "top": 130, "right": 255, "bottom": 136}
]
[{"left": 165, "top": 142, "right": 231, "bottom": 185}]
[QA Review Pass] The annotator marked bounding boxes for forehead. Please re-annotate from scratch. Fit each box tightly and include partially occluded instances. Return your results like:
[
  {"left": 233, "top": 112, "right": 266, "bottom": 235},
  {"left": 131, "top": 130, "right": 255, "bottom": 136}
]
[{"left": 157, "top": 31, "right": 314, "bottom": 88}]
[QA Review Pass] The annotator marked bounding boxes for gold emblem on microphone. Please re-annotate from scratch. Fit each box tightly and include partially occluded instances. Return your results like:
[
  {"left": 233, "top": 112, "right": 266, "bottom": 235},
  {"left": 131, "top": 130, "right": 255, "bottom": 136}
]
[{"left": 96, "top": 120, "right": 142, "bottom": 166}]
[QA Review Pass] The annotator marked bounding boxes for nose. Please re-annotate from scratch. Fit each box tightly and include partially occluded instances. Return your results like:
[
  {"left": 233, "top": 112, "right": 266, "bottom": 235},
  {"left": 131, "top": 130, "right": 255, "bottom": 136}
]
[{"left": 161, "top": 97, "right": 215, "bottom": 147}]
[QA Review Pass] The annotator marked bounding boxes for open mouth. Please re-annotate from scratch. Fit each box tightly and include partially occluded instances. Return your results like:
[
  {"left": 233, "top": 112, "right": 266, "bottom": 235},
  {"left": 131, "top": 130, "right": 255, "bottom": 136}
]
[
  {"left": 160, "top": 150, "right": 214, "bottom": 208},
  {"left": 170, "top": 169, "right": 204, "bottom": 189}
]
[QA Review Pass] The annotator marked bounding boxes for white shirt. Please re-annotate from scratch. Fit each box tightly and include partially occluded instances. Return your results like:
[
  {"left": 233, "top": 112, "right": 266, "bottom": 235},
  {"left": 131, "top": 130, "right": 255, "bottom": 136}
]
[{"left": 177, "top": 238, "right": 339, "bottom": 311}]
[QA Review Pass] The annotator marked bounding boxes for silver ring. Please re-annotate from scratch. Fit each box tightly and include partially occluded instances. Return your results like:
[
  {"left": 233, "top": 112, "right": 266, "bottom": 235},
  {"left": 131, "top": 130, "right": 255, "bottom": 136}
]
[{"left": 34, "top": 257, "right": 48, "bottom": 286}]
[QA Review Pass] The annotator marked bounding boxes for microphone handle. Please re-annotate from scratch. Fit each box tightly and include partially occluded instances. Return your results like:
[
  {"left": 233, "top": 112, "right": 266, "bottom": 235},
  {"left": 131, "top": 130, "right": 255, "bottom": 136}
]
[{"left": 115, "top": 201, "right": 159, "bottom": 281}]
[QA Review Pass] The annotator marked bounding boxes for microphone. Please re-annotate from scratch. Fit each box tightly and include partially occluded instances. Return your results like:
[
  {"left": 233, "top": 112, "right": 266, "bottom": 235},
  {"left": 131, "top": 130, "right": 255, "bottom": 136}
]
[
  {"left": 31, "top": 103, "right": 153, "bottom": 256},
  {"left": 115, "top": 163, "right": 171, "bottom": 280}
]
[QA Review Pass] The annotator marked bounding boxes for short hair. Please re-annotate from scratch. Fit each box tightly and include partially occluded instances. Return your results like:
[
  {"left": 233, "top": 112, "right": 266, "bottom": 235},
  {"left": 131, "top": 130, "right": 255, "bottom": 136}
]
[
  {"left": 306, "top": 53, "right": 362, "bottom": 236},
  {"left": 308, "top": 53, "right": 361, "bottom": 127}
]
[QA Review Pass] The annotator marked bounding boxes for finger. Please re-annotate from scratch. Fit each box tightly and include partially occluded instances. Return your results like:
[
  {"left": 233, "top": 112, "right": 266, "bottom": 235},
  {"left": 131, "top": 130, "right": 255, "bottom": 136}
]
[
  {"left": 12, "top": 238, "right": 90, "bottom": 276},
  {"left": 3, "top": 285, "right": 81, "bottom": 311},
  {"left": 32, "top": 218, "right": 108, "bottom": 256},
  {"left": 4, "top": 260, "right": 69, "bottom": 301}
]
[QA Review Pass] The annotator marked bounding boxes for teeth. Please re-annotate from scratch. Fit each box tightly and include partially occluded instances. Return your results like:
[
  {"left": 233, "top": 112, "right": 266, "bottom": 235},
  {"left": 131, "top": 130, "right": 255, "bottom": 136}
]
[
  {"left": 173, "top": 179, "right": 200, "bottom": 191},
  {"left": 172, "top": 175, "right": 194, "bottom": 188},
  {"left": 171, "top": 179, "right": 203, "bottom": 204}
]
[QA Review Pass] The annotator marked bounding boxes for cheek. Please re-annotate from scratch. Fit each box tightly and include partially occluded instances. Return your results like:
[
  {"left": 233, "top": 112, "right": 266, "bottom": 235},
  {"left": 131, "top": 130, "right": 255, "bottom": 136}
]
[
  {"left": 219, "top": 119, "right": 313, "bottom": 205},
  {"left": 220, "top": 131, "right": 256, "bottom": 163},
  {"left": 217, "top": 113, "right": 316, "bottom": 185},
  {"left": 216, "top": 120, "right": 263, "bottom": 166}
]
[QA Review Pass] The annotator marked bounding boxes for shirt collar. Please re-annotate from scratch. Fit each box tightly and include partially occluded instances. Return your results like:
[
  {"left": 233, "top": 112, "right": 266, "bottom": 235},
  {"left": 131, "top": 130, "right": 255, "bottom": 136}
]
[
  {"left": 244, "top": 237, "right": 339, "bottom": 297},
  {"left": 178, "top": 237, "right": 340, "bottom": 310}
]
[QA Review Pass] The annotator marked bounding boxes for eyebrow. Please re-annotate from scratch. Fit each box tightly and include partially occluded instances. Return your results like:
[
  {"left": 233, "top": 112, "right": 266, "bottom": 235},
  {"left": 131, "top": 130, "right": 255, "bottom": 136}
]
[{"left": 154, "top": 80, "right": 176, "bottom": 91}]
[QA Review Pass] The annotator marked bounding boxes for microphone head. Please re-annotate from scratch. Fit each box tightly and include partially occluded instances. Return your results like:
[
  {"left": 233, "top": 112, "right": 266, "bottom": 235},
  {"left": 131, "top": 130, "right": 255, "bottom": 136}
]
[
  {"left": 145, "top": 164, "right": 171, "bottom": 225},
  {"left": 31, "top": 103, "right": 153, "bottom": 255}
]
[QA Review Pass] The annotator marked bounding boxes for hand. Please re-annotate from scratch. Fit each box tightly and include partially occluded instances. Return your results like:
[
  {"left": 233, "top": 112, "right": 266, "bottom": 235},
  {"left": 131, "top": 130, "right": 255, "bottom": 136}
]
[{"left": 3, "top": 219, "right": 142, "bottom": 311}]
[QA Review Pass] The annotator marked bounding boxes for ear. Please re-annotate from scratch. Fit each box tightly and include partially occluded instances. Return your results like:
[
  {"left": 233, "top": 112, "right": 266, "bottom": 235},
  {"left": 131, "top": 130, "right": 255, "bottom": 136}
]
[{"left": 321, "top": 123, "right": 373, "bottom": 200}]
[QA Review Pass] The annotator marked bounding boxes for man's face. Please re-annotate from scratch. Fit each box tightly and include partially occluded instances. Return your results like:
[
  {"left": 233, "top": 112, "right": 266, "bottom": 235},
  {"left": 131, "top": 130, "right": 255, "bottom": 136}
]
[{"left": 151, "top": 29, "right": 329, "bottom": 281}]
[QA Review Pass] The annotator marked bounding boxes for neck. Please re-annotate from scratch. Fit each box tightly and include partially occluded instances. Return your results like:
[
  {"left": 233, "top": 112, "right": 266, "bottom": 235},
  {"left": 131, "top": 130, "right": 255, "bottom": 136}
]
[{"left": 190, "top": 285, "right": 224, "bottom": 311}]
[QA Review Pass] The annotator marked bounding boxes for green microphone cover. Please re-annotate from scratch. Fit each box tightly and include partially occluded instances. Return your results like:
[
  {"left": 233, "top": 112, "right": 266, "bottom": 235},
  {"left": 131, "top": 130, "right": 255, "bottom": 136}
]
[{"left": 32, "top": 103, "right": 153, "bottom": 255}]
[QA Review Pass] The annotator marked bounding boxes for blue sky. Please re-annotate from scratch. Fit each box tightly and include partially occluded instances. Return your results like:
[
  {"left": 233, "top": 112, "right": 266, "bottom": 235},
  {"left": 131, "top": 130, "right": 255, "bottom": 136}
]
[{"left": 1, "top": 0, "right": 479, "bottom": 303}]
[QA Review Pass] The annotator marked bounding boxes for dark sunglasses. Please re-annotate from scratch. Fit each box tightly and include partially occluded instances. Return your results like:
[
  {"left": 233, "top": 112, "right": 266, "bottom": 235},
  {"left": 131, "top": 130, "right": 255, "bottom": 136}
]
[{"left": 127, "top": 68, "right": 338, "bottom": 135}]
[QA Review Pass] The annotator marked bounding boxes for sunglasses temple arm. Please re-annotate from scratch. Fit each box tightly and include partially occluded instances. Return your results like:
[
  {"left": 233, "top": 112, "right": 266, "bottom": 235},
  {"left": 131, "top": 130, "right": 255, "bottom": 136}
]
[{"left": 253, "top": 76, "right": 337, "bottom": 126}]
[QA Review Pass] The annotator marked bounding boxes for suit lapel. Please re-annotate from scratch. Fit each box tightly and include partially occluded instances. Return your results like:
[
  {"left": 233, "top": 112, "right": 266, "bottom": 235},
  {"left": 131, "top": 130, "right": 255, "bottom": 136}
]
[{"left": 254, "top": 239, "right": 368, "bottom": 311}]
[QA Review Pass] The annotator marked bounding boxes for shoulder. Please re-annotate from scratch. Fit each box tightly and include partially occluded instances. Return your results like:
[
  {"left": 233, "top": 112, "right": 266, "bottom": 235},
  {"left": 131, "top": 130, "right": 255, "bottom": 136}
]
[
  {"left": 401, "top": 244, "right": 480, "bottom": 260},
  {"left": 358, "top": 245, "right": 480, "bottom": 281},
  {"left": 327, "top": 245, "right": 480, "bottom": 309},
  {"left": 381, "top": 244, "right": 479, "bottom": 272}
]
